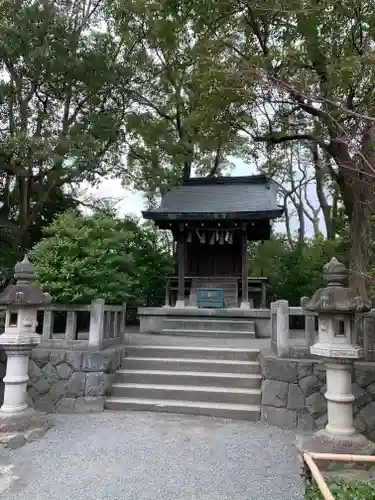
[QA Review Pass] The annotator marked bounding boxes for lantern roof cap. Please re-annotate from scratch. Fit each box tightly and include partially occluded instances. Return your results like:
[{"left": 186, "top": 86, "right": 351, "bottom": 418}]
[
  {"left": 302, "top": 257, "right": 370, "bottom": 314},
  {"left": 0, "top": 255, "right": 51, "bottom": 307}
]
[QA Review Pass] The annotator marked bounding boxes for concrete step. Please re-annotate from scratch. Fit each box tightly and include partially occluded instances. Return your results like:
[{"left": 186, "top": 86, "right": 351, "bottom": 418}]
[
  {"left": 105, "top": 397, "right": 260, "bottom": 420},
  {"left": 161, "top": 328, "right": 255, "bottom": 338},
  {"left": 124, "top": 332, "right": 268, "bottom": 349},
  {"left": 126, "top": 345, "right": 260, "bottom": 361},
  {"left": 114, "top": 370, "right": 262, "bottom": 388},
  {"left": 164, "top": 318, "right": 255, "bottom": 333},
  {"left": 110, "top": 383, "right": 261, "bottom": 405},
  {"left": 121, "top": 357, "right": 260, "bottom": 374}
]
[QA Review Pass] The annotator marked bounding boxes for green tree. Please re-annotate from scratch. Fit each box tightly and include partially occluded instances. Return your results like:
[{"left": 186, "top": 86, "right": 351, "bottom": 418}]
[
  {"left": 0, "top": 0, "right": 135, "bottom": 264},
  {"left": 110, "top": 0, "right": 252, "bottom": 200},
  {"left": 31, "top": 209, "right": 174, "bottom": 306},
  {"left": 31, "top": 211, "right": 134, "bottom": 304},
  {"left": 0, "top": 188, "right": 79, "bottom": 285},
  {"left": 249, "top": 235, "right": 349, "bottom": 305},
  {"left": 186, "top": 0, "right": 375, "bottom": 298},
  {"left": 122, "top": 217, "right": 174, "bottom": 306}
]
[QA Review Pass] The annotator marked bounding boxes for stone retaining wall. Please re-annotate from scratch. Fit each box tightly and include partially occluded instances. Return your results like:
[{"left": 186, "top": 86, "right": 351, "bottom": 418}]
[
  {"left": 259, "top": 351, "right": 375, "bottom": 439},
  {"left": 28, "top": 346, "right": 125, "bottom": 413}
]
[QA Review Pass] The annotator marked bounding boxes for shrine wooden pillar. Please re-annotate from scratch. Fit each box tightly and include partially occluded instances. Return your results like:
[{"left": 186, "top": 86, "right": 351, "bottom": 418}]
[
  {"left": 176, "top": 224, "right": 186, "bottom": 307},
  {"left": 241, "top": 223, "right": 249, "bottom": 309}
]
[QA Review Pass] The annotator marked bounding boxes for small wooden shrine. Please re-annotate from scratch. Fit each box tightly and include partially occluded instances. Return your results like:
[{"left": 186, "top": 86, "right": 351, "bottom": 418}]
[{"left": 143, "top": 175, "right": 283, "bottom": 308}]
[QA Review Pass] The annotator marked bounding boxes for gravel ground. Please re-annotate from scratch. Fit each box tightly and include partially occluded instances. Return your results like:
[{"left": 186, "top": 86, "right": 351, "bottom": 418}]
[{"left": 1, "top": 411, "right": 303, "bottom": 500}]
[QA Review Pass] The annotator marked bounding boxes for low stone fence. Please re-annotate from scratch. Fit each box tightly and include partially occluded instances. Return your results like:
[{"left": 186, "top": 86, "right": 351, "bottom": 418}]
[
  {"left": 0, "top": 299, "right": 127, "bottom": 411},
  {"left": 28, "top": 345, "right": 125, "bottom": 413},
  {"left": 40, "top": 300, "right": 126, "bottom": 350},
  {"left": 271, "top": 300, "right": 317, "bottom": 358},
  {"left": 259, "top": 351, "right": 375, "bottom": 439}
]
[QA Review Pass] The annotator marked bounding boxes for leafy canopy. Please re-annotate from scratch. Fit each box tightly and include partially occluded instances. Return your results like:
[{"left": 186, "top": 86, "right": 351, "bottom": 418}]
[
  {"left": 249, "top": 234, "right": 349, "bottom": 305},
  {"left": 31, "top": 211, "right": 134, "bottom": 304},
  {"left": 31, "top": 209, "right": 174, "bottom": 306}
]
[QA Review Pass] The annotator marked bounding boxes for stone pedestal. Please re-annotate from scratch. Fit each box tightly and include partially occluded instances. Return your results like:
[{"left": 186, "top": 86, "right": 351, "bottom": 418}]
[
  {"left": 1, "top": 344, "right": 32, "bottom": 414},
  {"left": 325, "top": 361, "right": 355, "bottom": 437},
  {"left": 298, "top": 360, "right": 375, "bottom": 459},
  {"left": 0, "top": 255, "right": 52, "bottom": 448},
  {"left": 299, "top": 257, "right": 375, "bottom": 467},
  {"left": 0, "top": 339, "right": 51, "bottom": 448}
]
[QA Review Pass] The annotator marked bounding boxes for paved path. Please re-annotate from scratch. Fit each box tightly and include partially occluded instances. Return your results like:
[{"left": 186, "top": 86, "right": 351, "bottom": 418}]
[{"left": 2, "top": 412, "right": 303, "bottom": 500}]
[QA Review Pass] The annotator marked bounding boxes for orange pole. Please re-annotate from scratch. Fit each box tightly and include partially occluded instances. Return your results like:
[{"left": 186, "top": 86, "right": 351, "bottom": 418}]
[{"left": 303, "top": 453, "right": 335, "bottom": 500}]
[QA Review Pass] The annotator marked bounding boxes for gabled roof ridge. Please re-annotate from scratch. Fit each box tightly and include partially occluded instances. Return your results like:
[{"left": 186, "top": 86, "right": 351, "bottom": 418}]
[{"left": 182, "top": 174, "right": 268, "bottom": 186}]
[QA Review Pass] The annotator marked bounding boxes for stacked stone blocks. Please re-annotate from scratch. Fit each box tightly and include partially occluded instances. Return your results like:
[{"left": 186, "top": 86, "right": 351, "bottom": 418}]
[
  {"left": 260, "top": 352, "right": 375, "bottom": 439},
  {"left": 27, "top": 346, "right": 124, "bottom": 413}
]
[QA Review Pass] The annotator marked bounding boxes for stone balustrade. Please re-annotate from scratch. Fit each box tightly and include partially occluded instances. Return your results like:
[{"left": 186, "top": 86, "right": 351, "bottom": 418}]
[
  {"left": 39, "top": 300, "right": 127, "bottom": 350},
  {"left": 0, "top": 298, "right": 127, "bottom": 414},
  {"left": 271, "top": 300, "right": 317, "bottom": 358}
]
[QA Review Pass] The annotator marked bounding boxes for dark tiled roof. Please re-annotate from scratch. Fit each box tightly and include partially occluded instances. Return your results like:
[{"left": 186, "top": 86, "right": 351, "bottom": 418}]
[{"left": 144, "top": 175, "right": 282, "bottom": 217}]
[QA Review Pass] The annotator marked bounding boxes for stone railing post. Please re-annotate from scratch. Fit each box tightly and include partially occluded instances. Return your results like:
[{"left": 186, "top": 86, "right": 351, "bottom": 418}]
[
  {"left": 88, "top": 299, "right": 105, "bottom": 349},
  {"left": 301, "top": 296, "right": 316, "bottom": 349},
  {"left": 304, "top": 314, "right": 316, "bottom": 349},
  {"left": 275, "top": 300, "right": 290, "bottom": 358},
  {"left": 42, "top": 309, "right": 53, "bottom": 341},
  {"left": 270, "top": 302, "right": 277, "bottom": 353},
  {"left": 363, "top": 314, "right": 375, "bottom": 361},
  {"left": 164, "top": 279, "right": 170, "bottom": 307},
  {"left": 121, "top": 302, "right": 126, "bottom": 341},
  {"left": 65, "top": 310, "right": 77, "bottom": 342},
  {"left": 113, "top": 311, "right": 119, "bottom": 338},
  {"left": 104, "top": 311, "right": 112, "bottom": 339}
]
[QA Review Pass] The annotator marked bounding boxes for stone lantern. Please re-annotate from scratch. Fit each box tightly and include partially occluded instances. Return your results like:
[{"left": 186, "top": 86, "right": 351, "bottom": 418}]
[
  {"left": 300, "top": 257, "right": 375, "bottom": 454},
  {"left": 0, "top": 256, "right": 51, "bottom": 446}
]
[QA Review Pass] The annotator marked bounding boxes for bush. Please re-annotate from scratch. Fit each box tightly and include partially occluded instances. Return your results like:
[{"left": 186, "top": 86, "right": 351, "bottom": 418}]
[
  {"left": 30, "top": 210, "right": 135, "bottom": 304},
  {"left": 249, "top": 234, "right": 349, "bottom": 305},
  {"left": 30, "top": 210, "right": 174, "bottom": 306},
  {"left": 305, "top": 477, "right": 375, "bottom": 499}
]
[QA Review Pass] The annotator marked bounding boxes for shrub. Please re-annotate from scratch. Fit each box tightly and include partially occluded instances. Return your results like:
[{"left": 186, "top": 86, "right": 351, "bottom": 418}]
[{"left": 305, "top": 477, "right": 375, "bottom": 499}]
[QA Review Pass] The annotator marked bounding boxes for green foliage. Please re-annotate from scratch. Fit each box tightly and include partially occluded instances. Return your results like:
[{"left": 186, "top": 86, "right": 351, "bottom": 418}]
[
  {"left": 110, "top": 0, "right": 252, "bottom": 196},
  {"left": 249, "top": 235, "right": 349, "bottom": 305},
  {"left": 305, "top": 477, "right": 375, "bottom": 499},
  {"left": 31, "top": 211, "right": 134, "bottom": 304},
  {"left": 121, "top": 217, "right": 174, "bottom": 306},
  {"left": 0, "top": 0, "right": 133, "bottom": 254},
  {"left": 30, "top": 210, "right": 174, "bottom": 306}
]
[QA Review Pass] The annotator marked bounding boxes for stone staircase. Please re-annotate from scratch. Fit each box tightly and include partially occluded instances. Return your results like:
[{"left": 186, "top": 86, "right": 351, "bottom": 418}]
[
  {"left": 105, "top": 345, "right": 261, "bottom": 420},
  {"left": 189, "top": 278, "right": 238, "bottom": 307},
  {"left": 161, "top": 317, "right": 255, "bottom": 337}
]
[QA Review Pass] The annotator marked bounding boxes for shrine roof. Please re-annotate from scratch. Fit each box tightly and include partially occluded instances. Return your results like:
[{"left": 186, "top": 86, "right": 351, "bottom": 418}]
[{"left": 143, "top": 175, "right": 283, "bottom": 221}]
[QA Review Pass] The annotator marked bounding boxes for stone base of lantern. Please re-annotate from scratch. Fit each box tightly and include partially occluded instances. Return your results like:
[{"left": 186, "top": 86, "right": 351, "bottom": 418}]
[
  {"left": 296, "top": 431, "right": 375, "bottom": 472},
  {"left": 0, "top": 408, "right": 51, "bottom": 449}
]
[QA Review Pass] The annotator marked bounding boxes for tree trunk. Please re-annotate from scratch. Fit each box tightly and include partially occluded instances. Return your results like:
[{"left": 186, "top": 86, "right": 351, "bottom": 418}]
[
  {"left": 283, "top": 198, "right": 294, "bottom": 247},
  {"left": 329, "top": 139, "right": 375, "bottom": 301},
  {"left": 348, "top": 179, "right": 375, "bottom": 302},
  {"left": 311, "top": 144, "right": 332, "bottom": 239}
]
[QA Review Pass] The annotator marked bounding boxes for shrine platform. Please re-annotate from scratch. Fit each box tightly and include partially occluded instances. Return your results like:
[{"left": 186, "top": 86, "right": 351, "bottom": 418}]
[{"left": 138, "top": 306, "right": 271, "bottom": 338}]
